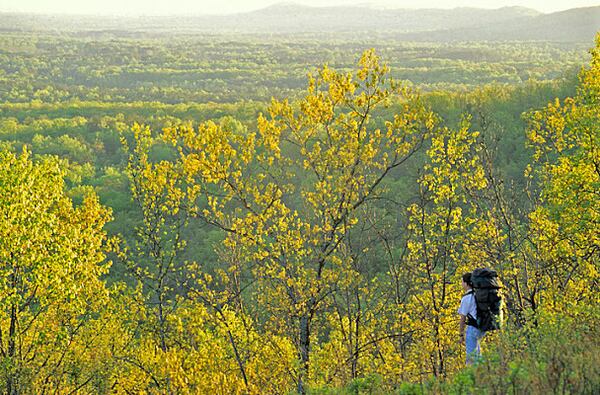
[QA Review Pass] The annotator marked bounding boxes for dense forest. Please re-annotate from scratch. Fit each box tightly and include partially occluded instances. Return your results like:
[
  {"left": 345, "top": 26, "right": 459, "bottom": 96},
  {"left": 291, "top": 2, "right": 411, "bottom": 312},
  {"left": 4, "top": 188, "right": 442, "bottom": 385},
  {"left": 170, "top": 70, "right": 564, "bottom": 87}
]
[{"left": 0, "top": 6, "right": 598, "bottom": 393}]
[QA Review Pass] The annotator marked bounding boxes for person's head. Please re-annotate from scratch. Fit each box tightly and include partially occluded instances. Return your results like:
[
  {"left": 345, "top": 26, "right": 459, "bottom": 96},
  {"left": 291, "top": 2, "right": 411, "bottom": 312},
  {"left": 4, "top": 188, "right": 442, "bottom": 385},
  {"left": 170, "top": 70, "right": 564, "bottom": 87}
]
[{"left": 462, "top": 272, "right": 473, "bottom": 291}]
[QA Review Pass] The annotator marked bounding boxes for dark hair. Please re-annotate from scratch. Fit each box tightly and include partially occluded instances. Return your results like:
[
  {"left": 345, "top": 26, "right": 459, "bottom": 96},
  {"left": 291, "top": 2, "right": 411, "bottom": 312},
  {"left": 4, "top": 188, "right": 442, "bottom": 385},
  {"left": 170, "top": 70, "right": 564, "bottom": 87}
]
[{"left": 462, "top": 272, "right": 472, "bottom": 286}]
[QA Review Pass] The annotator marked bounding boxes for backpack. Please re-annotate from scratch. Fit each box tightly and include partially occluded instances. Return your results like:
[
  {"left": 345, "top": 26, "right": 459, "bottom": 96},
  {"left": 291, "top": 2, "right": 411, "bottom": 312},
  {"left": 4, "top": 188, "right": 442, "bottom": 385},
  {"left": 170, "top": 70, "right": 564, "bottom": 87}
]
[{"left": 468, "top": 268, "right": 502, "bottom": 332}]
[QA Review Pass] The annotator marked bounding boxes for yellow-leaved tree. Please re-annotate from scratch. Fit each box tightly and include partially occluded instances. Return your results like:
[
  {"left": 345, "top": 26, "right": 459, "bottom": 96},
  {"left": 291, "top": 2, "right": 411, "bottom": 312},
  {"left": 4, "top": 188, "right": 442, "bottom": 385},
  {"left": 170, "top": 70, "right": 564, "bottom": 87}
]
[
  {"left": 525, "top": 34, "right": 600, "bottom": 322},
  {"left": 399, "top": 118, "right": 502, "bottom": 379},
  {"left": 119, "top": 123, "right": 296, "bottom": 394},
  {"left": 139, "top": 49, "right": 439, "bottom": 393},
  {"left": 0, "top": 149, "right": 115, "bottom": 393}
]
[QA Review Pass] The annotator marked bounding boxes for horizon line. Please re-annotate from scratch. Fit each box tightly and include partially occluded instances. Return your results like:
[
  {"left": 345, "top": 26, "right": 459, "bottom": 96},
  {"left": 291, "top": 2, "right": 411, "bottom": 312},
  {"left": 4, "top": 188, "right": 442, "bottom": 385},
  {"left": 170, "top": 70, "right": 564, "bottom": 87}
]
[{"left": 0, "top": 3, "right": 559, "bottom": 18}]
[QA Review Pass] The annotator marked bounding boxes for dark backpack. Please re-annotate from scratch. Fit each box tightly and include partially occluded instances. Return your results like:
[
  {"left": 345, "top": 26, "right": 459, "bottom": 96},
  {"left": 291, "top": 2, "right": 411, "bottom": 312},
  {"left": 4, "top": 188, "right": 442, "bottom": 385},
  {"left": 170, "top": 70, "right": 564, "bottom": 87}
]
[{"left": 468, "top": 268, "right": 502, "bottom": 332}]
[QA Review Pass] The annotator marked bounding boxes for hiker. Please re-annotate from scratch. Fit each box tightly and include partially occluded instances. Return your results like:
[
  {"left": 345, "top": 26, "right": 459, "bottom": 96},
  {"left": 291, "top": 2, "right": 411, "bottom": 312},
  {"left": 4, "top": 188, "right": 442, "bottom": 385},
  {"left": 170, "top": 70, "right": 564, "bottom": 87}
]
[{"left": 458, "top": 272, "right": 485, "bottom": 365}]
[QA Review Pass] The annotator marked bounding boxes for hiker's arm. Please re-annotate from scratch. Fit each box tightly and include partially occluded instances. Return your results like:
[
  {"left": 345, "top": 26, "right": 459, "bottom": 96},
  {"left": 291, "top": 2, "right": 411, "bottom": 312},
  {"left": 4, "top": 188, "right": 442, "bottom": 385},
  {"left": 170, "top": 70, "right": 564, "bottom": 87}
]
[{"left": 459, "top": 314, "right": 466, "bottom": 341}]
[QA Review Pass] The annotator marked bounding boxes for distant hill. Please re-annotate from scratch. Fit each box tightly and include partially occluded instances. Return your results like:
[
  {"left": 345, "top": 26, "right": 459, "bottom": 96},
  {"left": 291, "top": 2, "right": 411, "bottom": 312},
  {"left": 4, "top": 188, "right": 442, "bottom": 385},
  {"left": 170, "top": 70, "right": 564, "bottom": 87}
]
[
  {"left": 397, "top": 6, "right": 600, "bottom": 42},
  {"left": 0, "top": 3, "right": 596, "bottom": 42},
  {"left": 222, "top": 4, "right": 542, "bottom": 33}
]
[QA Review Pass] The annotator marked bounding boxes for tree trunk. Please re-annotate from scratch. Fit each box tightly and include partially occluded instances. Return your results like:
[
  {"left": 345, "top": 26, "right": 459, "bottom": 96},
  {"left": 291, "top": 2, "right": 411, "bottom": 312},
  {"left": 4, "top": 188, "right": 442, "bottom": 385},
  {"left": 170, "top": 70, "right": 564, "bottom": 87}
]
[
  {"left": 297, "top": 314, "right": 311, "bottom": 395},
  {"left": 7, "top": 302, "right": 18, "bottom": 395}
]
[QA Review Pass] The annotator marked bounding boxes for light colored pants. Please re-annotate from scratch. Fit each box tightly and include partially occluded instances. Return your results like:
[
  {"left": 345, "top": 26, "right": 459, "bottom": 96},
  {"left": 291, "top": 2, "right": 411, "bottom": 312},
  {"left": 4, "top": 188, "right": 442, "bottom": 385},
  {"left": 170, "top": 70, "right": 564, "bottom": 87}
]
[{"left": 465, "top": 325, "right": 485, "bottom": 365}]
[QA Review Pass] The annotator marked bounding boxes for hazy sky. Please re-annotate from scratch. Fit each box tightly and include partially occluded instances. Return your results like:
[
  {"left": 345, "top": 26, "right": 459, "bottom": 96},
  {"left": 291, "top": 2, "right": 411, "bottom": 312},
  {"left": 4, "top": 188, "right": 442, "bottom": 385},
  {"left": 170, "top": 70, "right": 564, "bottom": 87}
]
[{"left": 0, "top": 0, "right": 598, "bottom": 15}]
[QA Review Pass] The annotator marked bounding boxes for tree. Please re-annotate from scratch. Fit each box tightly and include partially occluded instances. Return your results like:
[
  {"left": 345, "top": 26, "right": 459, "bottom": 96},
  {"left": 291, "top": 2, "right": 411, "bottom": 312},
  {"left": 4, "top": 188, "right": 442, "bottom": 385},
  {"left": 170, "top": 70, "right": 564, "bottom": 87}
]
[
  {"left": 155, "top": 50, "right": 437, "bottom": 393},
  {"left": 525, "top": 34, "right": 600, "bottom": 319},
  {"left": 399, "top": 118, "right": 499, "bottom": 378},
  {"left": 119, "top": 124, "right": 199, "bottom": 392},
  {"left": 0, "top": 149, "right": 114, "bottom": 393}
]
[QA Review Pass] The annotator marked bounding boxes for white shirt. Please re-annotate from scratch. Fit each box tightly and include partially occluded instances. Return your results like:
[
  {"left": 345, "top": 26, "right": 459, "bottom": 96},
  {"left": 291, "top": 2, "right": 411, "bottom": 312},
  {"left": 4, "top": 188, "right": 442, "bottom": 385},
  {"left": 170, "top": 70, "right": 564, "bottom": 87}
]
[{"left": 458, "top": 291, "right": 477, "bottom": 320}]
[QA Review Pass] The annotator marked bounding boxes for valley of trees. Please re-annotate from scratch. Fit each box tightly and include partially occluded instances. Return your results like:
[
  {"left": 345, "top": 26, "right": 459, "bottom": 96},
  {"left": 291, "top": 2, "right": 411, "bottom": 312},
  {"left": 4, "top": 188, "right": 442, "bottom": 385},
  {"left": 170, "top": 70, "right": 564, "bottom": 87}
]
[{"left": 0, "top": 18, "right": 597, "bottom": 394}]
